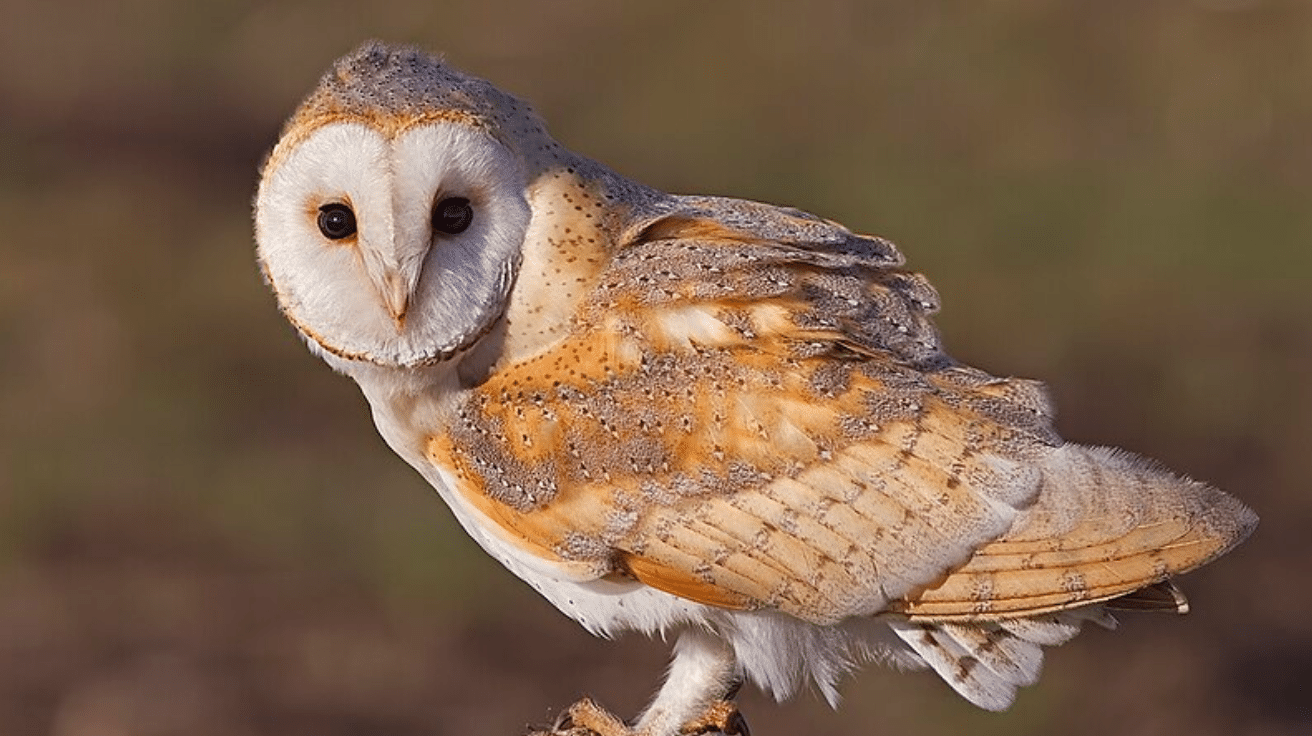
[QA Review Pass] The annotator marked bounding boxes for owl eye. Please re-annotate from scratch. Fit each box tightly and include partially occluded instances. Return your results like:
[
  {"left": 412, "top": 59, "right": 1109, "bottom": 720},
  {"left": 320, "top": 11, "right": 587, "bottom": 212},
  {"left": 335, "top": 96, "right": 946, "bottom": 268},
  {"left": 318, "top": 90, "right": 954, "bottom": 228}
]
[
  {"left": 317, "top": 203, "right": 357, "bottom": 240},
  {"left": 432, "top": 197, "right": 473, "bottom": 235}
]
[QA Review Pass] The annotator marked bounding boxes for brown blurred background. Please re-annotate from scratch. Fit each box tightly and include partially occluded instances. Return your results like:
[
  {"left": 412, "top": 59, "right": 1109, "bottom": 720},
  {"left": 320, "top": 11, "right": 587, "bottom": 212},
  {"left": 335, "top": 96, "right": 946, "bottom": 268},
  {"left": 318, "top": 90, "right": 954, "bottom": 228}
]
[{"left": 1, "top": 1, "right": 1307, "bottom": 735}]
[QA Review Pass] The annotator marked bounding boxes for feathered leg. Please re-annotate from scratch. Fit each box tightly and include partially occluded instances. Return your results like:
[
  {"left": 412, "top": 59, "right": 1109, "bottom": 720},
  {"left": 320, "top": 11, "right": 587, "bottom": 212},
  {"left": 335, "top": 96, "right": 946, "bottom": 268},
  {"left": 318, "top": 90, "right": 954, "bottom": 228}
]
[{"left": 552, "top": 629, "right": 746, "bottom": 736}]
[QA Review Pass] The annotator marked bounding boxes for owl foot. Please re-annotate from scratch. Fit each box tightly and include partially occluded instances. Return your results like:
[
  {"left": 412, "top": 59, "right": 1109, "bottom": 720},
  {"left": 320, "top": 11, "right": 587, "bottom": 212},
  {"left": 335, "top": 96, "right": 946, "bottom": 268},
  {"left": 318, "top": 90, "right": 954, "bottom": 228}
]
[
  {"left": 537, "top": 697, "right": 749, "bottom": 736},
  {"left": 535, "top": 692, "right": 750, "bottom": 734},
  {"left": 537, "top": 697, "right": 629, "bottom": 736},
  {"left": 678, "top": 699, "right": 750, "bottom": 736}
]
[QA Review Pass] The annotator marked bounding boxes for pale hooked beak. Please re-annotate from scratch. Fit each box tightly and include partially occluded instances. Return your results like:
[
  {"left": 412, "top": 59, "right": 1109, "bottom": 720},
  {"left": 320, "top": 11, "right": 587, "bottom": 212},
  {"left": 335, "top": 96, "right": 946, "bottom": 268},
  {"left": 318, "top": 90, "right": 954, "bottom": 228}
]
[
  {"left": 379, "top": 270, "right": 411, "bottom": 328},
  {"left": 361, "top": 240, "right": 422, "bottom": 332}
]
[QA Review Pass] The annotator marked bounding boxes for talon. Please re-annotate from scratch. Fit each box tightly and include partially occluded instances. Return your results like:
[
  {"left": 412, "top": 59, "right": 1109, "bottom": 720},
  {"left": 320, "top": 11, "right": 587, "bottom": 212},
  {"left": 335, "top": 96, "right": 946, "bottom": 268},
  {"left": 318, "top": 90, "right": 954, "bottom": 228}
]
[
  {"left": 551, "top": 706, "right": 576, "bottom": 732},
  {"left": 724, "top": 709, "right": 750, "bottom": 736},
  {"left": 679, "top": 700, "right": 749, "bottom": 736},
  {"left": 558, "top": 697, "right": 633, "bottom": 736}
]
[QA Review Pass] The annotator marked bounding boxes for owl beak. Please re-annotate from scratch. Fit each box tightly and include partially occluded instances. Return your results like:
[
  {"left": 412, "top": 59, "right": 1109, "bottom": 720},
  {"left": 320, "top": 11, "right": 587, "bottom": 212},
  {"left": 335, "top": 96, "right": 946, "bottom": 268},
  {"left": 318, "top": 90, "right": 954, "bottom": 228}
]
[{"left": 380, "top": 270, "right": 411, "bottom": 328}]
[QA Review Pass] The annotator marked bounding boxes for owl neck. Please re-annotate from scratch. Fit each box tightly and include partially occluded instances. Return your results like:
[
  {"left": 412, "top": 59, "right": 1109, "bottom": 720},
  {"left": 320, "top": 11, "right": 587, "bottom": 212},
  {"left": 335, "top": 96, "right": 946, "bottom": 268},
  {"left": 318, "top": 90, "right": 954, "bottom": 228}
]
[
  {"left": 490, "top": 153, "right": 668, "bottom": 368},
  {"left": 330, "top": 355, "right": 465, "bottom": 464}
]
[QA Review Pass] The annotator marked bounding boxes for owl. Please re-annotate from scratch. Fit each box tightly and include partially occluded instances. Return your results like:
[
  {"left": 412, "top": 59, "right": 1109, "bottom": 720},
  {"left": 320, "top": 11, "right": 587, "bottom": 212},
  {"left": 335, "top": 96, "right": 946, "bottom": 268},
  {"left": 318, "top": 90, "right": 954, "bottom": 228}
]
[{"left": 254, "top": 42, "right": 1257, "bottom": 736}]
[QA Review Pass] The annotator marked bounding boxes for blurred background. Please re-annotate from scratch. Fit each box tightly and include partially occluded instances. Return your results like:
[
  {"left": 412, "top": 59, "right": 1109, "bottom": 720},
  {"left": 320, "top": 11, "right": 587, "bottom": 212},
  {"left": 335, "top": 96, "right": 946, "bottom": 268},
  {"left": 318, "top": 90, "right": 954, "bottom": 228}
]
[{"left": 0, "top": 1, "right": 1307, "bottom": 734}]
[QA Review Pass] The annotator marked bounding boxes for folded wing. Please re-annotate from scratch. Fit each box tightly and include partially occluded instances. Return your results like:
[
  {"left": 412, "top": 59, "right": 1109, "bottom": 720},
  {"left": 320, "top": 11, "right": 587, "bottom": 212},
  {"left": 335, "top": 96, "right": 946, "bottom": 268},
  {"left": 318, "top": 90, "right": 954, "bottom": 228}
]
[{"left": 427, "top": 194, "right": 1255, "bottom": 651}]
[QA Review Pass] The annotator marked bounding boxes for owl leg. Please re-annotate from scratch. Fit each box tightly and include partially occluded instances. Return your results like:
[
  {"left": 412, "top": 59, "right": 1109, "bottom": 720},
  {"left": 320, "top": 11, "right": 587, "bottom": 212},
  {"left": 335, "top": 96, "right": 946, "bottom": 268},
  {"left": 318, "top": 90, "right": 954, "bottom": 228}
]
[
  {"left": 635, "top": 628, "right": 742, "bottom": 736},
  {"left": 547, "top": 629, "right": 743, "bottom": 736}
]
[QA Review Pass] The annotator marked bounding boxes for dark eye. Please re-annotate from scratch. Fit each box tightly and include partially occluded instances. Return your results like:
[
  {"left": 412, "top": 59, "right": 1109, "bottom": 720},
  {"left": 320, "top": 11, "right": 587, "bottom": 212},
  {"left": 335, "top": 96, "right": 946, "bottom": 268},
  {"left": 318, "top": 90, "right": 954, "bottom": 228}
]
[
  {"left": 432, "top": 197, "right": 473, "bottom": 235},
  {"left": 317, "top": 203, "right": 357, "bottom": 240}
]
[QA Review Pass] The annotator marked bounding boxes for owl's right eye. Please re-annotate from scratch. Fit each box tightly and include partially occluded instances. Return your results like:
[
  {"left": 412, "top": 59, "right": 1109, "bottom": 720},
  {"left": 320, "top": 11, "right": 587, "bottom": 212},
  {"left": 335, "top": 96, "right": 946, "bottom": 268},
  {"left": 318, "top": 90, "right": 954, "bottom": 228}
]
[{"left": 317, "top": 203, "right": 357, "bottom": 240}]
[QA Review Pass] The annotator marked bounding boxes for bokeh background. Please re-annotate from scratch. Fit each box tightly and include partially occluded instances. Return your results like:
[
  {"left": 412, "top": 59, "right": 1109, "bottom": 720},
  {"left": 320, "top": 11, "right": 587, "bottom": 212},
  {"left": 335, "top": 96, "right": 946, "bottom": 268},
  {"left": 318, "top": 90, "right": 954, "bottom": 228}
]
[{"left": 1, "top": 1, "right": 1307, "bottom": 734}]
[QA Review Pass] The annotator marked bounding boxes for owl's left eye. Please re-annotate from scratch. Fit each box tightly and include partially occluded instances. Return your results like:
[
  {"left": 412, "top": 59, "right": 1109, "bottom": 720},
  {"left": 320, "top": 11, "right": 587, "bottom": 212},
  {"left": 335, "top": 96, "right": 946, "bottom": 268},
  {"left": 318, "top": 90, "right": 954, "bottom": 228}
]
[
  {"left": 317, "top": 203, "right": 357, "bottom": 240},
  {"left": 432, "top": 197, "right": 473, "bottom": 235}
]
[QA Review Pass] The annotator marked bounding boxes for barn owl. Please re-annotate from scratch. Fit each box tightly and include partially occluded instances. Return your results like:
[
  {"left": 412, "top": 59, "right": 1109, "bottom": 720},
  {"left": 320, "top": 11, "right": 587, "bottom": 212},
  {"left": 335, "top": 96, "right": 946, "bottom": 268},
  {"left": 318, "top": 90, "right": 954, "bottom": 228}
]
[{"left": 254, "top": 42, "right": 1257, "bottom": 736}]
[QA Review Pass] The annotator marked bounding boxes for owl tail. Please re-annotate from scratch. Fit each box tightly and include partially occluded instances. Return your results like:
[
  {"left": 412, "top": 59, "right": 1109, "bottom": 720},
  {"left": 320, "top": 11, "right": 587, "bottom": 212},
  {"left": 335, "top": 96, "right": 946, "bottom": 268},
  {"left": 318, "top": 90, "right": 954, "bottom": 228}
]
[{"left": 888, "top": 609, "right": 1111, "bottom": 710}]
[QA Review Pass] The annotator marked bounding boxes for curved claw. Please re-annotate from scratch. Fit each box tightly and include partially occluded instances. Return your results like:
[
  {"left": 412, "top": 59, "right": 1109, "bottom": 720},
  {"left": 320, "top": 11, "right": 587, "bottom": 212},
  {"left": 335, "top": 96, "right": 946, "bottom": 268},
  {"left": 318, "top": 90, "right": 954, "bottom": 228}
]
[
  {"left": 679, "top": 700, "right": 750, "bottom": 736},
  {"left": 553, "top": 698, "right": 633, "bottom": 736}
]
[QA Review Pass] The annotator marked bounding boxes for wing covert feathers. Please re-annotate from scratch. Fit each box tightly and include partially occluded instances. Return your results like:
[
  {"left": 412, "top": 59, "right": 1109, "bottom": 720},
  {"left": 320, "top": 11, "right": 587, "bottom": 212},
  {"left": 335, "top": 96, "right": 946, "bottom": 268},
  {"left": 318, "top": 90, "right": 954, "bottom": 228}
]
[{"left": 425, "top": 194, "right": 1256, "bottom": 632}]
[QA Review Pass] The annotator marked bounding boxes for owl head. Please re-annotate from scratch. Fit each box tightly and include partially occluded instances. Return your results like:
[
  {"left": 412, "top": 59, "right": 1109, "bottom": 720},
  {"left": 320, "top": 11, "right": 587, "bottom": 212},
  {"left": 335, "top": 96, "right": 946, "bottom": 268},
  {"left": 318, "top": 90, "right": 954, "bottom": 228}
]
[{"left": 255, "top": 42, "right": 554, "bottom": 369}]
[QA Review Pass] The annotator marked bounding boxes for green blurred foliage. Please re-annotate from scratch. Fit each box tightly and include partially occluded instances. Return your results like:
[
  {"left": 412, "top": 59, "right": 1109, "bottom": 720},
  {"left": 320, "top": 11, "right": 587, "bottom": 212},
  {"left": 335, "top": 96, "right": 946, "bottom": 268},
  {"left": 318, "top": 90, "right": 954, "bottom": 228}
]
[{"left": 0, "top": 1, "right": 1307, "bottom": 735}]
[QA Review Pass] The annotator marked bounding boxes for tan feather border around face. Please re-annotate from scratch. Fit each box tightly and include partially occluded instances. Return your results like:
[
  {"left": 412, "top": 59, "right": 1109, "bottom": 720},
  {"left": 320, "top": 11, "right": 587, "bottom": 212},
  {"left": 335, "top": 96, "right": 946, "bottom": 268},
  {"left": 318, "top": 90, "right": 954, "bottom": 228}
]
[{"left": 261, "top": 108, "right": 493, "bottom": 180}]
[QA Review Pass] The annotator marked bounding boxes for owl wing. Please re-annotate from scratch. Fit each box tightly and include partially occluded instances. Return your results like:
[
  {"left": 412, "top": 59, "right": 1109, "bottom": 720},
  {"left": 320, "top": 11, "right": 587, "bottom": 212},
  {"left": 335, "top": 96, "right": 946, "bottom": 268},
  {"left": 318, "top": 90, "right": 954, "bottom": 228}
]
[{"left": 426, "top": 197, "right": 1256, "bottom": 626}]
